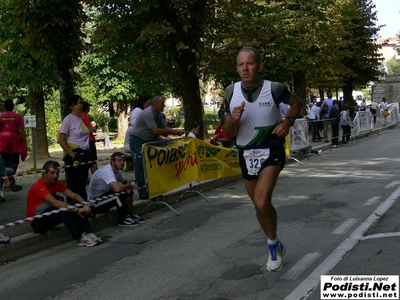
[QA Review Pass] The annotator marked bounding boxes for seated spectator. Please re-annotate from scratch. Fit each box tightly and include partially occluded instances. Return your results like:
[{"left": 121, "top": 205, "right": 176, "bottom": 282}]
[
  {"left": 187, "top": 122, "right": 200, "bottom": 138},
  {"left": 210, "top": 120, "right": 229, "bottom": 145},
  {"left": 0, "top": 155, "right": 22, "bottom": 203},
  {"left": 91, "top": 120, "right": 112, "bottom": 148},
  {"left": 26, "top": 160, "right": 102, "bottom": 247},
  {"left": 88, "top": 152, "right": 145, "bottom": 227}
]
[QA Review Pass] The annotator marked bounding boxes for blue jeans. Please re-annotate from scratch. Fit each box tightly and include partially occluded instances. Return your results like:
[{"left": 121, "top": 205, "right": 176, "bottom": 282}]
[
  {"left": 0, "top": 156, "right": 7, "bottom": 190},
  {"left": 129, "top": 135, "right": 149, "bottom": 198}
]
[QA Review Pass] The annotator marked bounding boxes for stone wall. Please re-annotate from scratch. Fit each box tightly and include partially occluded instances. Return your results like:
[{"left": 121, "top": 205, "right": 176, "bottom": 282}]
[{"left": 372, "top": 75, "right": 400, "bottom": 104}]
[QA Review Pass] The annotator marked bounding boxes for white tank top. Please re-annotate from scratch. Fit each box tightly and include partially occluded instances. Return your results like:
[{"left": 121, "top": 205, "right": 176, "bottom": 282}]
[{"left": 231, "top": 80, "right": 283, "bottom": 149}]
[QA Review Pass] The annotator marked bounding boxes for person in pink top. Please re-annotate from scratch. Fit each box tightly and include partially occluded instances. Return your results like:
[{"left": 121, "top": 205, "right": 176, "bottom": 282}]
[{"left": 0, "top": 99, "right": 28, "bottom": 174}]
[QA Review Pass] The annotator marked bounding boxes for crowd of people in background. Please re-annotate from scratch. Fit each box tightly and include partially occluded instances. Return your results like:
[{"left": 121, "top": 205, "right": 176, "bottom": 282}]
[
  {"left": 0, "top": 83, "right": 394, "bottom": 248},
  {"left": 307, "top": 93, "right": 390, "bottom": 148}
]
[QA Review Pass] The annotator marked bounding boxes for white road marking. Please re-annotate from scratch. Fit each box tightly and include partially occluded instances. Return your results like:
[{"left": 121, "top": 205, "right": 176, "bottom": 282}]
[
  {"left": 361, "top": 232, "right": 400, "bottom": 240},
  {"left": 364, "top": 196, "right": 381, "bottom": 206},
  {"left": 331, "top": 218, "right": 358, "bottom": 235},
  {"left": 280, "top": 253, "right": 321, "bottom": 280},
  {"left": 385, "top": 181, "right": 400, "bottom": 188},
  {"left": 285, "top": 186, "right": 400, "bottom": 300}
]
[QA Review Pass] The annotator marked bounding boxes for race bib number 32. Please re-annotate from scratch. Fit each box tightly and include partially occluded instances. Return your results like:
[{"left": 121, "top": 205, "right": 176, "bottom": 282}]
[{"left": 243, "top": 148, "right": 270, "bottom": 176}]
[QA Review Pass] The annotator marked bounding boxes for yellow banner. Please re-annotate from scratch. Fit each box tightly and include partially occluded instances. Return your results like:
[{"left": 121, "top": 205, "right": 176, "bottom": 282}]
[{"left": 143, "top": 137, "right": 241, "bottom": 198}]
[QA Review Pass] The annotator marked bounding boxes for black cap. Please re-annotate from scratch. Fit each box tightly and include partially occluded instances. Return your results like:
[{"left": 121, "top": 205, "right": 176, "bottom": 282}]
[{"left": 82, "top": 101, "right": 92, "bottom": 111}]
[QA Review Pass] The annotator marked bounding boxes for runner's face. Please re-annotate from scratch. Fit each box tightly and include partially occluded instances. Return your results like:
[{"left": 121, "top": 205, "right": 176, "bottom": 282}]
[{"left": 236, "top": 51, "right": 263, "bottom": 87}]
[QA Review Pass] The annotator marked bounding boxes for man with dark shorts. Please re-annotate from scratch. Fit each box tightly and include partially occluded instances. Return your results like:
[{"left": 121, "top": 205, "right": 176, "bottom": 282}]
[{"left": 223, "top": 47, "right": 302, "bottom": 271}]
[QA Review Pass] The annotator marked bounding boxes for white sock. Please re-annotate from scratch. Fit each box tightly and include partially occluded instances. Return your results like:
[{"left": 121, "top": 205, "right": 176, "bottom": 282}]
[{"left": 268, "top": 238, "right": 279, "bottom": 245}]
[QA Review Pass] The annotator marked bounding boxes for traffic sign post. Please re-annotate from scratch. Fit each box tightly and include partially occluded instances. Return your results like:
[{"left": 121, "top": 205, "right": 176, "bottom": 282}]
[{"left": 24, "top": 115, "right": 37, "bottom": 169}]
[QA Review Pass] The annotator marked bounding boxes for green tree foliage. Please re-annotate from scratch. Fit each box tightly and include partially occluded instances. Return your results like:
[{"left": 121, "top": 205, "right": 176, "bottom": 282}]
[
  {"left": 386, "top": 58, "right": 400, "bottom": 75},
  {"left": 336, "top": 0, "right": 383, "bottom": 106},
  {"left": 11, "top": 0, "right": 87, "bottom": 118}
]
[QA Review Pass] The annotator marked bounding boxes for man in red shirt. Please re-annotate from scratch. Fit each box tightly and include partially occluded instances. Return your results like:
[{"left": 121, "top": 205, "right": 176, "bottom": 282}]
[{"left": 27, "top": 160, "right": 102, "bottom": 247}]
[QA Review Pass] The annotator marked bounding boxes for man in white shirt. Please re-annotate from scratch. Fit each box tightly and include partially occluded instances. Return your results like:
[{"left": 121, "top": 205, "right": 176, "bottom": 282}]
[{"left": 88, "top": 152, "right": 145, "bottom": 227}]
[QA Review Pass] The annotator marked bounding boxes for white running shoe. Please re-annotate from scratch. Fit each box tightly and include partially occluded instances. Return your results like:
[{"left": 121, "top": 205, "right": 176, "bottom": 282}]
[
  {"left": 77, "top": 233, "right": 98, "bottom": 247},
  {"left": 87, "top": 232, "right": 103, "bottom": 243},
  {"left": 266, "top": 241, "right": 286, "bottom": 272}
]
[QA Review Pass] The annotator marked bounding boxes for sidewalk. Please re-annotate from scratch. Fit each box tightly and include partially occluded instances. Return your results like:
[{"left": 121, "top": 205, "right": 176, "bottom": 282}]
[{"left": 0, "top": 121, "right": 393, "bottom": 261}]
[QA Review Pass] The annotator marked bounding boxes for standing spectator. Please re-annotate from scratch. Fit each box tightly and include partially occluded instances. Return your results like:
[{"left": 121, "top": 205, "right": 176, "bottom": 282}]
[
  {"left": 88, "top": 152, "right": 145, "bottom": 227},
  {"left": 320, "top": 92, "right": 334, "bottom": 143},
  {"left": 130, "top": 96, "right": 185, "bottom": 199},
  {"left": 124, "top": 122, "right": 133, "bottom": 154},
  {"left": 223, "top": 47, "right": 302, "bottom": 272},
  {"left": 81, "top": 101, "right": 98, "bottom": 173},
  {"left": 340, "top": 106, "right": 353, "bottom": 145},
  {"left": 187, "top": 122, "right": 200, "bottom": 138},
  {"left": 210, "top": 119, "right": 229, "bottom": 145},
  {"left": 308, "top": 95, "right": 317, "bottom": 110},
  {"left": 124, "top": 96, "right": 152, "bottom": 155},
  {"left": 380, "top": 97, "right": 388, "bottom": 126},
  {"left": 329, "top": 100, "right": 340, "bottom": 148},
  {"left": 0, "top": 99, "right": 28, "bottom": 174},
  {"left": 0, "top": 155, "right": 23, "bottom": 202},
  {"left": 338, "top": 96, "right": 344, "bottom": 112},
  {"left": 130, "top": 95, "right": 151, "bottom": 126},
  {"left": 58, "top": 95, "right": 92, "bottom": 202},
  {"left": 91, "top": 120, "right": 112, "bottom": 148},
  {"left": 370, "top": 100, "right": 378, "bottom": 125},
  {"left": 218, "top": 104, "right": 225, "bottom": 122},
  {"left": 27, "top": 160, "right": 101, "bottom": 247},
  {"left": 309, "top": 100, "right": 322, "bottom": 142},
  {"left": 360, "top": 99, "right": 367, "bottom": 111},
  {"left": 279, "top": 102, "right": 290, "bottom": 118}
]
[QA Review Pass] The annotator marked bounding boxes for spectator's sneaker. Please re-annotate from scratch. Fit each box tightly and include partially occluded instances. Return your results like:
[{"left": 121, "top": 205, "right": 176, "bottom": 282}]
[
  {"left": 118, "top": 217, "right": 140, "bottom": 227},
  {"left": 77, "top": 233, "right": 98, "bottom": 247},
  {"left": 0, "top": 233, "right": 10, "bottom": 244},
  {"left": 4, "top": 183, "right": 23, "bottom": 192},
  {"left": 87, "top": 233, "right": 103, "bottom": 243},
  {"left": 130, "top": 212, "right": 146, "bottom": 224},
  {"left": 266, "top": 241, "right": 286, "bottom": 272}
]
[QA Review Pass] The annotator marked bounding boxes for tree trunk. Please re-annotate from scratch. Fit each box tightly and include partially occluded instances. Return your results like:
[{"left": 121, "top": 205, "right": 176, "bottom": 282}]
[
  {"left": 28, "top": 88, "right": 50, "bottom": 159},
  {"left": 319, "top": 86, "right": 325, "bottom": 102},
  {"left": 114, "top": 101, "right": 129, "bottom": 140},
  {"left": 176, "top": 51, "right": 203, "bottom": 139},
  {"left": 342, "top": 82, "right": 354, "bottom": 110},
  {"left": 293, "top": 70, "right": 307, "bottom": 115},
  {"left": 58, "top": 58, "right": 74, "bottom": 119}
]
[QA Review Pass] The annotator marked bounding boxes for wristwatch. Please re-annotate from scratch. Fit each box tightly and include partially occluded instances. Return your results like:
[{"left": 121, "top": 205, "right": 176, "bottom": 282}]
[{"left": 287, "top": 117, "right": 296, "bottom": 126}]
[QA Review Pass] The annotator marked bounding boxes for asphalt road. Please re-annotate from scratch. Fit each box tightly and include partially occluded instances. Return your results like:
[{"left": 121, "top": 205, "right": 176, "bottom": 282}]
[{"left": 1, "top": 126, "right": 399, "bottom": 300}]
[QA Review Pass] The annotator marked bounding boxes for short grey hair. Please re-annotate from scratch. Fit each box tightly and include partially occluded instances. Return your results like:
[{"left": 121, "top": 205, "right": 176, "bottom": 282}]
[
  {"left": 151, "top": 95, "right": 164, "bottom": 106},
  {"left": 237, "top": 47, "right": 262, "bottom": 65}
]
